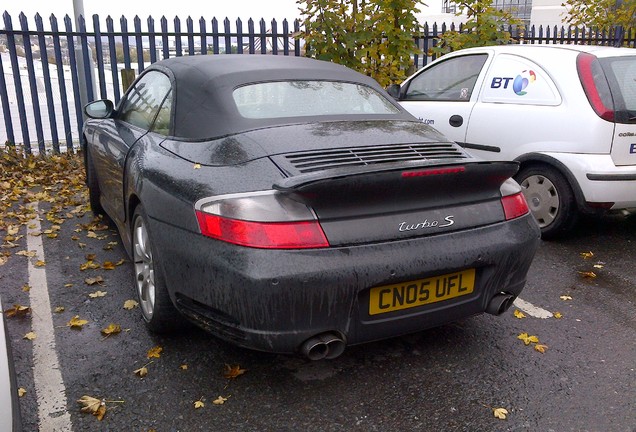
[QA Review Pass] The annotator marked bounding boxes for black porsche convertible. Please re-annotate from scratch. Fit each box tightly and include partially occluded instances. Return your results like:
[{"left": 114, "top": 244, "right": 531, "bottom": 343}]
[{"left": 83, "top": 55, "right": 540, "bottom": 360}]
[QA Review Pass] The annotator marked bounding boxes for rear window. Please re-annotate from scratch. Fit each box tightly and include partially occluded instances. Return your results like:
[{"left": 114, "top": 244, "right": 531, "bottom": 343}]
[
  {"left": 233, "top": 81, "right": 400, "bottom": 119},
  {"left": 600, "top": 56, "right": 636, "bottom": 123}
]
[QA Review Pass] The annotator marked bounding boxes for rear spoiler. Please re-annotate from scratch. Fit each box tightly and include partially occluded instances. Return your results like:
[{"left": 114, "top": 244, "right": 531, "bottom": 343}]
[
  {"left": 272, "top": 158, "right": 500, "bottom": 191},
  {"left": 273, "top": 159, "right": 519, "bottom": 192}
]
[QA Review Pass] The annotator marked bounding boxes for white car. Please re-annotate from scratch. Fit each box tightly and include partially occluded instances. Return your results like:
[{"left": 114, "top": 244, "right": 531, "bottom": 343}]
[
  {"left": 0, "top": 296, "right": 21, "bottom": 432},
  {"left": 389, "top": 45, "right": 636, "bottom": 238}
]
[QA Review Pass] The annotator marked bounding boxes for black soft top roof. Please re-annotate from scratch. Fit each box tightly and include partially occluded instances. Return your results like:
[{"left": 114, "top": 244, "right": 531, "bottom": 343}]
[{"left": 143, "top": 55, "right": 413, "bottom": 140}]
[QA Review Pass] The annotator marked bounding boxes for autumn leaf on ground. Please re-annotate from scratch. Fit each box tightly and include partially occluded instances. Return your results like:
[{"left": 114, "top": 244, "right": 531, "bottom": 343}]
[
  {"left": 64, "top": 283, "right": 73, "bottom": 288},
  {"left": 493, "top": 407, "right": 509, "bottom": 420},
  {"left": 213, "top": 395, "right": 229, "bottom": 405},
  {"left": 67, "top": 315, "right": 89, "bottom": 329},
  {"left": 15, "top": 250, "right": 37, "bottom": 257},
  {"left": 34, "top": 260, "right": 46, "bottom": 267},
  {"left": 4, "top": 304, "right": 31, "bottom": 318},
  {"left": 84, "top": 276, "right": 105, "bottom": 286},
  {"left": 54, "top": 306, "right": 65, "bottom": 313},
  {"left": 21, "top": 284, "right": 31, "bottom": 292},
  {"left": 560, "top": 295, "right": 573, "bottom": 301},
  {"left": 593, "top": 264, "right": 604, "bottom": 269},
  {"left": 89, "top": 290, "right": 107, "bottom": 298},
  {"left": 23, "top": 332, "right": 36, "bottom": 340},
  {"left": 101, "top": 323, "right": 121, "bottom": 337},
  {"left": 578, "top": 271, "right": 597, "bottom": 279},
  {"left": 534, "top": 344, "right": 548, "bottom": 354},
  {"left": 193, "top": 163, "right": 201, "bottom": 169},
  {"left": 102, "top": 261, "right": 116, "bottom": 270},
  {"left": 194, "top": 397, "right": 205, "bottom": 409},
  {"left": 517, "top": 333, "right": 539, "bottom": 346},
  {"left": 77, "top": 395, "right": 107, "bottom": 421},
  {"left": 115, "top": 258, "right": 125, "bottom": 266},
  {"left": 513, "top": 309, "right": 526, "bottom": 319},
  {"left": 147, "top": 346, "right": 163, "bottom": 359},
  {"left": 86, "top": 231, "right": 98, "bottom": 239},
  {"left": 123, "top": 299, "right": 139, "bottom": 310},
  {"left": 80, "top": 260, "right": 100, "bottom": 271},
  {"left": 180, "top": 364, "right": 188, "bottom": 370},
  {"left": 17, "top": 388, "right": 26, "bottom": 397},
  {"left": 133, "top": 362, "right": 153, "bottom": 378},
  {"left": 134, "top": 366, "right": 148, "bottom": 377},
  {"left": 224, "top": 364, "right": 246, "bottom": 379},
  {"left": 579, "top": 251, "right": 594, "bottom": 259},
  {"left": 553, "top": 312, "right": 563, "bottom": 319},
  {"left": 77, "top": 395, "right": 124, "bottom": 421}
]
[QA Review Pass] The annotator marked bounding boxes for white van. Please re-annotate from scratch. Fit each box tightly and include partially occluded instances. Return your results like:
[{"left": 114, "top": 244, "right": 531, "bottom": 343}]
[{"left": 389, "top": 45, "right": 636, "bottom": 237}]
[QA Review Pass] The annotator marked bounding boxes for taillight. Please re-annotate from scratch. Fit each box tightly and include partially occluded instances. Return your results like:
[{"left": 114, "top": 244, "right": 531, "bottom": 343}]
[
  {"left": 195, "top": 191, "right": 329, "bottom": 249},
  {"left": 500, "top": 179, "right": 530, "bottom": 220},
  {"left": 576, "top": 52, "right": 614, "bottom": 122},
  {"left": 502, "top": 193, "right": 530, "bottom": 220}
]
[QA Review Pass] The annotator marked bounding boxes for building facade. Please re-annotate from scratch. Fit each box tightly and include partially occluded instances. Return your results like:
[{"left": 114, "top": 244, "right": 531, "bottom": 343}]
[{"left": 438, "top": 0, "right": 567, "bottom": 27}]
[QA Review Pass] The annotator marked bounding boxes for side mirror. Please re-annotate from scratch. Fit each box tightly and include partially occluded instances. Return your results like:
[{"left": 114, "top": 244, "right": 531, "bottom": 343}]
[
  {"left": 386, "top": 84, "right": 402, "bottom": 100},
  {"left": 84, "top": 100, "right": 114, "bottom": 119}
]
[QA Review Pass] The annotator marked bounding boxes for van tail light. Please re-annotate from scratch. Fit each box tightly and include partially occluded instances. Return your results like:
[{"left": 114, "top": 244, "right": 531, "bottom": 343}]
[
  {"left": 500, "top": 179, "right": 530, "bottom": 220},
  {"left": 576, "top": 52, "right": 614, "bottom": 122},
  {"left": 195, "top": 191, "right": 329, "bottom": 249}
]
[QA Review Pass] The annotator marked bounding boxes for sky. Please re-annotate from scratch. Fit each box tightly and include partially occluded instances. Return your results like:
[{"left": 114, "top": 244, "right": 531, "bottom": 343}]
[{"left": 3, "top": 0, "right": 447, "bottom": 26}]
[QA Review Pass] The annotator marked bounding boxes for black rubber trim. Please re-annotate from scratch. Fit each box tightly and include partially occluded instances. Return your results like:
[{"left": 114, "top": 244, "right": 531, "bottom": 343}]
[
  {"left": 458, "top": 142, "right": 501, "bottom": 153},
  {"left": 586, "top": 173, "right": 636, "bottom": 181}
]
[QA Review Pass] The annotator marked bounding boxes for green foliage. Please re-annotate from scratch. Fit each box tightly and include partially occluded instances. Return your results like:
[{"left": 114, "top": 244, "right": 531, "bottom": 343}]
[
  {"left": 561, "top": 0, "right": 636, "bottom": 29},
  {"left": 112, "top": 42, "right": 151, "bottom": 63},
  {"left": 297, "top": 0, "right": 424, "bottom": 86},
  {"left": 432, "top": 0, "right": 522, "bottom": 55}
]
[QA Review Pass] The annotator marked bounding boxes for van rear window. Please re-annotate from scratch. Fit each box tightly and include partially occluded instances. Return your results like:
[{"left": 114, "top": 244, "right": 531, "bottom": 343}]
[{"left": 600, "top": 57, "right": 636, "bottom": 123}]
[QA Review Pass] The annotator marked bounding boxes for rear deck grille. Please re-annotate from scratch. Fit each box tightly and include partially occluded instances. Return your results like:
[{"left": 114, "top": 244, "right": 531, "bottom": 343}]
[{"left": 283, "top": 143, "right": 466, "bottom": 173}]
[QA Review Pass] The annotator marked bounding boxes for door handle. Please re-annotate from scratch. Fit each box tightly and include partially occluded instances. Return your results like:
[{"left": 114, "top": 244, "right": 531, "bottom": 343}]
[{"left": 449, "top": 115, "right": 463, "bottom": 127}]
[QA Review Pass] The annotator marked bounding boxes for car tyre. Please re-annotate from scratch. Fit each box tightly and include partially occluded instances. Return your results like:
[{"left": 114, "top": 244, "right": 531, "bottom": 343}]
[
  {"left": 515, "top": 165, "right": 578, "bottom": 239},
  {"left": 132, "top": 205, "right": 184, "bottom": 333},
  {"left": 85, "top": 148, "right": 105, "bottom": 216}
]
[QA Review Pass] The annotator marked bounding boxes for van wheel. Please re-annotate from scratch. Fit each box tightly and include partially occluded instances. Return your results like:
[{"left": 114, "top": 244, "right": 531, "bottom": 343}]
[{"left": 515, "top": 165, "right": 578, "bottom": 239}]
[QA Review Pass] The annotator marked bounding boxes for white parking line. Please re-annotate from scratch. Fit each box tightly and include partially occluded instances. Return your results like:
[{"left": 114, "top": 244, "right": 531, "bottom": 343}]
[
  {"left": 513, "top": 297, "right": 553, "bottom": 319},
  {"left": 26, "top": 202, "right": 73, "bottom": 431}
]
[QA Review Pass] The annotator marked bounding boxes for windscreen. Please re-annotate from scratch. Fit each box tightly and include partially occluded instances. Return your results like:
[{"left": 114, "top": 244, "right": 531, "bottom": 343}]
[{"left": 233, "top": 81, "right": 400, "bottom": 119}]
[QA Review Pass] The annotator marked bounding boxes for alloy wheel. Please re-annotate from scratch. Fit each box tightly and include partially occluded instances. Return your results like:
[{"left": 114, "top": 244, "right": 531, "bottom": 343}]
[{"left": 133, "top": 215, "right": 155, "bottom": 320}]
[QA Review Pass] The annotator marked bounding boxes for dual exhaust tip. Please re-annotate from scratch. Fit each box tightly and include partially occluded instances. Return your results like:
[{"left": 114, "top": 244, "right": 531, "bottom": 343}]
[
  {"left": 300, "top": 332, "right": 346, "bottom": 361},
  {"left": 300, "top": 294, "right": 515, "bottom": 360}
]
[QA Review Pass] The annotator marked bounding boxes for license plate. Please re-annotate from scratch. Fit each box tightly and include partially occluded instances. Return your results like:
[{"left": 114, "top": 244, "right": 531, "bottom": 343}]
[{"left": 368, "top": 269, "right": 476, "bottom": 315}]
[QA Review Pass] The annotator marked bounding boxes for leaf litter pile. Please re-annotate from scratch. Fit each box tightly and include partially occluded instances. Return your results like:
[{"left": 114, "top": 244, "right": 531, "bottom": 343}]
[{"left": 1, "top": 147, "right": 247, "bottom": 422}]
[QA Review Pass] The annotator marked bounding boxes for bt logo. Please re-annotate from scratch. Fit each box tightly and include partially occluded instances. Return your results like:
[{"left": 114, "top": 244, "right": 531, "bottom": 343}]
[{"left": 491, "top": 70, "right": 537, "bottom": 95}]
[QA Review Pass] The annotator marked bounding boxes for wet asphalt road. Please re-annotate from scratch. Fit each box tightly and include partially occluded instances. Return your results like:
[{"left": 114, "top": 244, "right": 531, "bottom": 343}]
[{"left": 1, "top": 207, "right": 635, "bottom": 432}]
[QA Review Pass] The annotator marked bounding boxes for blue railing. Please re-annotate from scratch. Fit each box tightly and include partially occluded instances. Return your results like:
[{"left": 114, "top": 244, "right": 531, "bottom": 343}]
[{"left": 0, "top": 12, "right": 633, "bottom": 155}]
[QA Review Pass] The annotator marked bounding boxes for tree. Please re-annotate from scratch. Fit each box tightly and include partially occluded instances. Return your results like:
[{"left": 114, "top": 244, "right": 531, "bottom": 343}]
[
  {"left": 561, "top": 0, "right": 636, "bottom": 29},
  {"left": 297, "top": 0, "right": 425, "bottom": 86},
  {"left": 432, "top": 0, "right": 522, "bottom": 55}
]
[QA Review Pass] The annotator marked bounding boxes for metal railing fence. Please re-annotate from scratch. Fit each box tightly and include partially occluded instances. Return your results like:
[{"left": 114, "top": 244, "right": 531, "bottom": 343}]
[{"left": 0, "top": 12, "right": 633, "bottom": 155}]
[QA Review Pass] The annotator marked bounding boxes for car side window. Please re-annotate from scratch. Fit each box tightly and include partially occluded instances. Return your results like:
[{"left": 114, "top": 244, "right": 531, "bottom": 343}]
[
  {"left": 403, "top": 54, "right": 488, "bottom": 102},
  {"left": 118, "top": 71, "right": 172, "bottom": 130},
  {"left": 151, "top": 89, "right": 173, "bottom": 136}
]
